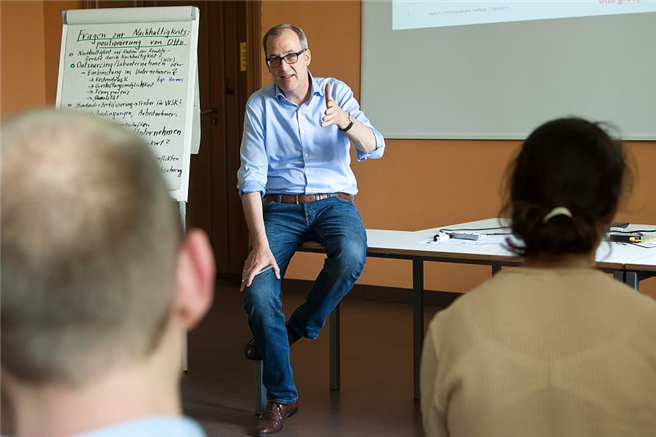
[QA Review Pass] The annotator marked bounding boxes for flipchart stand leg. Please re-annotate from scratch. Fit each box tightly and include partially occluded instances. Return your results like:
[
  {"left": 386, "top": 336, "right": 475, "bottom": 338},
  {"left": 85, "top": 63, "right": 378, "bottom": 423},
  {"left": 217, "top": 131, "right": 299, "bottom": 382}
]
[
  {"left": 180, "top": 201, "right": 189, "bottom": 372},
  {"left": 413, "top": 259, "right": 424, "bottom": 400}
]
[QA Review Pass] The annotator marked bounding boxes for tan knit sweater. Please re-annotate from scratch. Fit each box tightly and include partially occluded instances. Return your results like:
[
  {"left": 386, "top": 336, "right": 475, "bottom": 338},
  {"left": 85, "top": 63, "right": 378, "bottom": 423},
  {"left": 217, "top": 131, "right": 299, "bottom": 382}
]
[{"left": 421, "top": 267, "right": 656, "bottom": 437}]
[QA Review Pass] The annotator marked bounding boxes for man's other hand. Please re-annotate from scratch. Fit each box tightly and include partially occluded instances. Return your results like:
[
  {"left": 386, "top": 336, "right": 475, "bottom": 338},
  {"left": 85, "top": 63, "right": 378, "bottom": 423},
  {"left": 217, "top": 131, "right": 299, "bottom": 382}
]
[{"left": 240, "top": 247, "right": 281, "bottom": 292}]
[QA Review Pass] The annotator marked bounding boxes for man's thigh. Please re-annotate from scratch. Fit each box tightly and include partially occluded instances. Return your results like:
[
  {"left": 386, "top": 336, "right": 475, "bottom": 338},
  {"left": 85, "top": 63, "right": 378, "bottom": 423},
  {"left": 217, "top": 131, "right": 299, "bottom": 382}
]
[
  {"left": 310, "top": 197, "right": 367, "bottom": 254},
  {"left": 263, "top": 202, "right": 311, "bottom": 272}
]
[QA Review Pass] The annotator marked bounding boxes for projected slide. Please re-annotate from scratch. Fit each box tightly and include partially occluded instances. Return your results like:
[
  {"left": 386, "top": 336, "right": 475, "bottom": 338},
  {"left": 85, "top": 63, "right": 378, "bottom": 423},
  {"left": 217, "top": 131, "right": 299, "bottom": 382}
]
[{"left": 393, "top": 0, "right": 656, "bottom": 30}]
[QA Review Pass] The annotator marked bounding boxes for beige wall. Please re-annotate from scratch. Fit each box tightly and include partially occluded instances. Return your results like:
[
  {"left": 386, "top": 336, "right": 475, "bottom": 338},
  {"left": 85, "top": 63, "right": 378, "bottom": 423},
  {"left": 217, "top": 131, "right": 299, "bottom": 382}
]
[
  {"left": 261, "top": 0, "right": 656, "bottom": 299},
  {"left": 0, "top": 1, "right": 47, "bottom": 116},
  {"left": 0, "top": 0, "right": 80, "bottom": 117},
  {"left": 43, "top": 1, "right": 81, "bottom": 101}
]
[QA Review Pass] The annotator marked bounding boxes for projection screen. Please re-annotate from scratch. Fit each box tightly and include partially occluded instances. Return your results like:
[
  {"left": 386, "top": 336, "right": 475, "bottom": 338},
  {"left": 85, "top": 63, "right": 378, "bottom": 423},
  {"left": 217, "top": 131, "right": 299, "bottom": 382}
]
[{"left": 361, "top": 0, "right": 656, "bottom": 140}]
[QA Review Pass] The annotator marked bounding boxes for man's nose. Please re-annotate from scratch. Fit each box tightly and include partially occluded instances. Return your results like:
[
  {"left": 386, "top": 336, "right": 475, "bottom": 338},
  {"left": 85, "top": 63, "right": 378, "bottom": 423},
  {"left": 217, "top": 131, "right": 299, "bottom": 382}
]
[{"left": 279, "top": 61, "right": 292, "bottom": 73}]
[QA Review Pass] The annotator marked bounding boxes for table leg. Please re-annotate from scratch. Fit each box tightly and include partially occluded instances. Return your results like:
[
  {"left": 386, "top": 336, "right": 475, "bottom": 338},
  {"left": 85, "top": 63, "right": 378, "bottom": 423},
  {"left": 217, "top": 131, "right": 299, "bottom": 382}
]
[
  {"left": 613, "top": 270, "right": 624, "bottom": 283},
  {"left": 413, "top": 259, "right": 424, "bottom": 400},
  {"left": 625, "top": 271, "right": 639, "bottom": 291},
  {"left": 255, "top": 361, "right": 266, "bottom": 415},
  {"left": 330, "top": 304, "right": 341, "bottom": 390}
]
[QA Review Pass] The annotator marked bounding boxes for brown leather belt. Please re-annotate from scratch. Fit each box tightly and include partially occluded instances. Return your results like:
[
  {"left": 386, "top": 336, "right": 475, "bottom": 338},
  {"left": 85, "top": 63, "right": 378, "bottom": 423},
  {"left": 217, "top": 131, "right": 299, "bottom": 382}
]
[{"left": 263, "top": 193, "right": 353, "bottom": 205}]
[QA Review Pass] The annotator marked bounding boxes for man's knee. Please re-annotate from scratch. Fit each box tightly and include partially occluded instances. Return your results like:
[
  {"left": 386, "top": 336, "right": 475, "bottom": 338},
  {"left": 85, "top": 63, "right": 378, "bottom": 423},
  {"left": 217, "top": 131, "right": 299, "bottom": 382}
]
[
  {"left": 243, "top": 272, "right": 281, "bottom": 314},
  {"left": 331, "top": 238, "right": 367, "bottom": 276}
]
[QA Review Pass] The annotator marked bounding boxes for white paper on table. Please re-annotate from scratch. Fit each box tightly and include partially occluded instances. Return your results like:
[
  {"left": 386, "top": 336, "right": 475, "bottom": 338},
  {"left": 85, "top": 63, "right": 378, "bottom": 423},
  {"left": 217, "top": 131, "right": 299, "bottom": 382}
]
[{"left": 418, "top": 235, "right": 508, "bottom": 246}]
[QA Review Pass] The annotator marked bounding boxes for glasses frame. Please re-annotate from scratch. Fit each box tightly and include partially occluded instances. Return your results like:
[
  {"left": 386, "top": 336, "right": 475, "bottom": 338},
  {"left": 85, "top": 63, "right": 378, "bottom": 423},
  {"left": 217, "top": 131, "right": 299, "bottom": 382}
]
[{"left": 266, "top": 49, "right": 307, "bottom": 68}]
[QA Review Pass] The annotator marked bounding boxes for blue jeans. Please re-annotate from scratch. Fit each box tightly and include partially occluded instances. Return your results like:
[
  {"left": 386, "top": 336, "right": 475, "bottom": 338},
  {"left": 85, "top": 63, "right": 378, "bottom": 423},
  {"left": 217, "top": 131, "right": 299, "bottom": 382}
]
[{"left": 243, "top": 196, "right": 367, "bottom": 404}]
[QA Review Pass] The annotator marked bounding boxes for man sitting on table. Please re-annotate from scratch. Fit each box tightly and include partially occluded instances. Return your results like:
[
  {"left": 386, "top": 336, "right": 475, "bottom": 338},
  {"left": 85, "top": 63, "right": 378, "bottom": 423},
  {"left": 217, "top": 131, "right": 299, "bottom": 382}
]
[
  {"left": 237, "top": 23, "right": 385, "bottom": 436},
  {"left": 1, "top": 109, "right": 215, "bottom": 437}
]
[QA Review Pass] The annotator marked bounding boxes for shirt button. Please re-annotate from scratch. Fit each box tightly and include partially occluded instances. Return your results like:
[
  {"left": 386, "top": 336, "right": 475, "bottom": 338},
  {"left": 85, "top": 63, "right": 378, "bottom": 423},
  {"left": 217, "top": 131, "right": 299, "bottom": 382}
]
[{"left": 305, "top": 153, "right": 309, "bottom": 157}]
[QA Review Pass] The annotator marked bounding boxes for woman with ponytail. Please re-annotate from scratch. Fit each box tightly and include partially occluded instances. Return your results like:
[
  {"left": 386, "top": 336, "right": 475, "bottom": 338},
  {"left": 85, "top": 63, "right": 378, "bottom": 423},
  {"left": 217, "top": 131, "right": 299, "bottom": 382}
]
[{"left": 420, "top": 118, "right": 656, "bottom": 437}]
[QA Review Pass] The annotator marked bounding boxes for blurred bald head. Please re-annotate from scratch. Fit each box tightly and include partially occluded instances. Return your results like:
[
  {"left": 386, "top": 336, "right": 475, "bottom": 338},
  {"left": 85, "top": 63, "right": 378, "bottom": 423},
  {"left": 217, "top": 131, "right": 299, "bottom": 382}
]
[{"left": 1, "top": 109, "right": 181, "bottom": 386}]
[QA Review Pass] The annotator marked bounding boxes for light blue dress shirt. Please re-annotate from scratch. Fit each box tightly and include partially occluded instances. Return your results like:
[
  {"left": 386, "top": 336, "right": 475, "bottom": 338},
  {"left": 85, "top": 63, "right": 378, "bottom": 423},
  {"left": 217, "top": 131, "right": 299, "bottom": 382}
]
[
  {"left": 72, "top": 416, "right": 206, "bottom": 437},
  {"left": 237, "top": 73, "right": 385, "bottom": 196}
]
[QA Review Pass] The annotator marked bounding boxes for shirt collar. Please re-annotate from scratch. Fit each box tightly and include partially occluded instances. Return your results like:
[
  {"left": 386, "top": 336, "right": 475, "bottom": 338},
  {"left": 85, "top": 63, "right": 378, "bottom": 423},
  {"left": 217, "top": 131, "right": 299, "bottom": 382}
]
[{"left": 310, "top": 72, "right": 323, "bottom": 98}]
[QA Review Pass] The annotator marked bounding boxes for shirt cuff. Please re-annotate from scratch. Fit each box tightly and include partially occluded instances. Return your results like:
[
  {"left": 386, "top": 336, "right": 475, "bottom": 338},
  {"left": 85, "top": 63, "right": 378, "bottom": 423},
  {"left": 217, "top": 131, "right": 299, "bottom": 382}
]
[
  {"left": 355, "top": 129, "right": 385, "bottom": 162},
  {"left": 240, "top": 181, "right": 266, "bottom": 197}
]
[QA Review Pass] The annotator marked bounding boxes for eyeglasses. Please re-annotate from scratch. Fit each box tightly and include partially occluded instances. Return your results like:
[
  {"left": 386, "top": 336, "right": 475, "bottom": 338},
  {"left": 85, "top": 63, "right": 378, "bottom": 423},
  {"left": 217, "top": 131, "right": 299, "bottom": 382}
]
[{"left": 266, "top": 49, "right": 307, "bottom": 68}]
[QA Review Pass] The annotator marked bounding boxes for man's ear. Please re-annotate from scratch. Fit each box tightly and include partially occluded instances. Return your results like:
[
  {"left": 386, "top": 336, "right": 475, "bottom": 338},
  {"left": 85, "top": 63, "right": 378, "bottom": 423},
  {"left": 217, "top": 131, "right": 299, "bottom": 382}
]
[
  {"left": 174, "top": 229, "right": 215, "bottom": 331},
  {"left": 305, "top": 48, "right": 311, "bottom": 67}
]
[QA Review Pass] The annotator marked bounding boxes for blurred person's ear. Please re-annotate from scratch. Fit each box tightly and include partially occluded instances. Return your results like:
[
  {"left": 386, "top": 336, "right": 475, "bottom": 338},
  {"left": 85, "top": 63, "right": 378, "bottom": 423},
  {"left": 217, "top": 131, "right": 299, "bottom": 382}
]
[{"left": 174, "top": 229, "right": 215, "bottom": 331}]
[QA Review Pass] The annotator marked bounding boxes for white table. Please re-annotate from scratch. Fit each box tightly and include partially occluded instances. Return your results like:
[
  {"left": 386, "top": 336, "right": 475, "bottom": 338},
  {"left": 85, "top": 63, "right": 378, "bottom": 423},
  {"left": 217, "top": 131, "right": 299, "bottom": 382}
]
[
  {"left": 624, "top": 252, "right": 656, "bottom": 289},
  {"left": 253, "top": 218, "right": 656, "bottom": 413},
  {"left": 595, "top": 223, "right": 656, "bottom": 276}
]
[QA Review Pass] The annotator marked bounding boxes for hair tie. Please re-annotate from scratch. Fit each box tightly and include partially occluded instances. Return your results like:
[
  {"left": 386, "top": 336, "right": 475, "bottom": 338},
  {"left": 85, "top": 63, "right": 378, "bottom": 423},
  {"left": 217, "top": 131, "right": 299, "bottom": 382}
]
[{"left": 542, "top": 207, "right": 573, "bottom": 224}]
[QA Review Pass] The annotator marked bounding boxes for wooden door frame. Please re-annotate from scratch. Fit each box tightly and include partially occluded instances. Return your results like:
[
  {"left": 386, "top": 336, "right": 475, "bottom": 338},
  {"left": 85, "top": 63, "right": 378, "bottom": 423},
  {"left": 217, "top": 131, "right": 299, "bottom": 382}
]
[{"left": 246, "top": 1, "right": 261, "bottom": 96}]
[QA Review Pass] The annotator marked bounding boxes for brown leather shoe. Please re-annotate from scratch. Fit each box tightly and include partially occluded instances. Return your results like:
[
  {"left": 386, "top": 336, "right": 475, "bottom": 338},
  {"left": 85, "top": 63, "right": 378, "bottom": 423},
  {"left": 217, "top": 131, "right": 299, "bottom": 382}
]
[
  {"left": 254, "top": 401, "right": 298, "bottom": 436},
  {"left": 244, "top": 338, "right": 261, "bottom": 360},
  {"left": 244, "top": 325, "right": 299, "bottom": 361}
]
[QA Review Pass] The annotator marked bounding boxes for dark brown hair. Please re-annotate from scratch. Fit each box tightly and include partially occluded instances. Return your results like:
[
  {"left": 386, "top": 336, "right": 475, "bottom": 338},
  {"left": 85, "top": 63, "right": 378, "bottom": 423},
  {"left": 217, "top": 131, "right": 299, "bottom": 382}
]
[{"left": 502, "top": 117, "right": 631, "bottom": 257}]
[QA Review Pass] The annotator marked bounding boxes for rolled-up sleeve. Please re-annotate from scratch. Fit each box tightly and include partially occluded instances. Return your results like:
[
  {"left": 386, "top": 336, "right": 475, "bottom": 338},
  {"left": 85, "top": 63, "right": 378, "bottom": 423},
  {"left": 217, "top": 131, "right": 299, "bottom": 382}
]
[
  {"left": 354, "top": 128, "right": 385, "bottom": 162},
  {"left": 237, "top": 96, "right": 268, "bottom": 196}
]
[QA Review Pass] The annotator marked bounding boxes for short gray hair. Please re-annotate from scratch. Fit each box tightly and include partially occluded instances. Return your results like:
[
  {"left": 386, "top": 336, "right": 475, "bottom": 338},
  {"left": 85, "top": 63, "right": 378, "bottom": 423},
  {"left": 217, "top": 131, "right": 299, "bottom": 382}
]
[
  {"left": 262, "top": 24, "right": 308, "bottom": 57},
  {"left": 1, "top": 109, "right": 181, "bottom": 386}
]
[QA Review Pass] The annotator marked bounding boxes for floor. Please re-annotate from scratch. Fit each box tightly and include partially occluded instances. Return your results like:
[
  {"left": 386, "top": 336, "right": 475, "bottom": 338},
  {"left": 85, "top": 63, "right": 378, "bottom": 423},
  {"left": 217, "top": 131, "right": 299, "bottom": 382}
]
[
  {"left": 0, "top": 275, "right": 441, "bottom": 437},
  {"left": 181, "top": 275, "right": 442, "bottom": 437}
]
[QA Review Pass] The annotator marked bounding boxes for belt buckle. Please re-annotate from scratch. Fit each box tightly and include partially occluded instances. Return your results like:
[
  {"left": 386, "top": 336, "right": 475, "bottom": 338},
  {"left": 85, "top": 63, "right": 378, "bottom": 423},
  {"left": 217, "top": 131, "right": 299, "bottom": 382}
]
[{"left": 295, "top": 194, "right": 300, "bottom": 205}]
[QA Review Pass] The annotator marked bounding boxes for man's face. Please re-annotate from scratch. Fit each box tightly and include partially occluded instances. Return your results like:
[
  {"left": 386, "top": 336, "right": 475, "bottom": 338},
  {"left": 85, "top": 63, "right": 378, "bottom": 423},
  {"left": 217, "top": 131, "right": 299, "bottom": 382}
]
[{"left": 266, "top": 29, "right": 311, "bottom": 98}]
